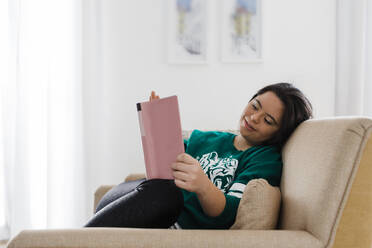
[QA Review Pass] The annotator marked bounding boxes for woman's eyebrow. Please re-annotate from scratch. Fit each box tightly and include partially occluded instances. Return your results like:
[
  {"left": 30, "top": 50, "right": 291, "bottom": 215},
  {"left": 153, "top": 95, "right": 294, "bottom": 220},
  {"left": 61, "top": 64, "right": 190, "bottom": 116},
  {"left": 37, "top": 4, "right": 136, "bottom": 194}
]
[{"left": 255, "top": 99, "right": 279, "bottom": 125}]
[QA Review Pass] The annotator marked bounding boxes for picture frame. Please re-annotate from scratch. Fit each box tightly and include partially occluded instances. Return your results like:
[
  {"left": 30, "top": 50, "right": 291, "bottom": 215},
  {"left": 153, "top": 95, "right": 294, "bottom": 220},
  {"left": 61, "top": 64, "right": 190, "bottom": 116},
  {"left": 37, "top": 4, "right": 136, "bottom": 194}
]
[
  {"left": 220, "top": 0, "right": 263, "bottom": 63},
  {"left": 167, "top": 0, "right": 209, "bottom": 64}
]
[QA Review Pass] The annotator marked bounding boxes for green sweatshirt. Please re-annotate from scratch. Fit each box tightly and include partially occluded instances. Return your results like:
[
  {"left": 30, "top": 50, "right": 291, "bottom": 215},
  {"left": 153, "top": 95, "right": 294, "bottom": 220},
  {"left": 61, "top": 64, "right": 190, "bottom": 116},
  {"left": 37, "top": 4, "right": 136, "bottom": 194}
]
[{"left": 176, "top": 129, "right": 282, "bottom": 229}]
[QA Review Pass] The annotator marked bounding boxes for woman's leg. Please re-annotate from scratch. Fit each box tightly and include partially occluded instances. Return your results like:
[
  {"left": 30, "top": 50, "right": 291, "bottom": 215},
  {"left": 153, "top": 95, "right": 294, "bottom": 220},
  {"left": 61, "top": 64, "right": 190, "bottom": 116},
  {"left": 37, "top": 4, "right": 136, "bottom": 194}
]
[
  {"left": 95, "top": 178, "right": 146, "bottom": 213},
  {"left": 84, "top": 179, "right": 184, "bottom": 228}
]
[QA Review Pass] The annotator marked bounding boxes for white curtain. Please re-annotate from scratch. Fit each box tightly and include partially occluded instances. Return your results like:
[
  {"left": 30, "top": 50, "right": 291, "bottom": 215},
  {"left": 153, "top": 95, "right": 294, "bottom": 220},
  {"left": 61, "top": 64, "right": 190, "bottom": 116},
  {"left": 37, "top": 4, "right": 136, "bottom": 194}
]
[
  {"left": 0, "top": 0, "right": 10, "bottom": 241},
  {"left": 0, "top": 0, "right": 88, "bottom": 241},
  {"left": 335, "top": 0, "right": 372, "bottom": 116}
]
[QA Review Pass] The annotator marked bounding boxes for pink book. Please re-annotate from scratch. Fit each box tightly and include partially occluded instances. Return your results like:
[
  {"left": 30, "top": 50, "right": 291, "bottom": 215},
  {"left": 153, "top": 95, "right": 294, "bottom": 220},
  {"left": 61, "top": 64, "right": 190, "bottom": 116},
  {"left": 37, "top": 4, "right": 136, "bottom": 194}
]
[{"left": 137, "top": 95, "right": 184, "bottom": 179}]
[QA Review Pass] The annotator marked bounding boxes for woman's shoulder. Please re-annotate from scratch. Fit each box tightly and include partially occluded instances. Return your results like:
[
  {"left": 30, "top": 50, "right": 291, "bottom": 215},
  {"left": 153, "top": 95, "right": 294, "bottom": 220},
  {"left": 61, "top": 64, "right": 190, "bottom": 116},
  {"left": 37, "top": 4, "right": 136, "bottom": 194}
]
[{"left": 247, "top": 145, "right": 282, "bottom": 161}]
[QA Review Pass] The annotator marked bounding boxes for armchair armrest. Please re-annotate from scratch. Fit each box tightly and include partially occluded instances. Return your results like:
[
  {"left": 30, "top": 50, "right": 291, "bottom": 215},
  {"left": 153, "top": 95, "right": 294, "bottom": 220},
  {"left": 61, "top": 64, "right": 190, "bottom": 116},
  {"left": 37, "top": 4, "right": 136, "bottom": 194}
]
[{"left": 124, "top": 173, "right": 146, "bottom": 182}]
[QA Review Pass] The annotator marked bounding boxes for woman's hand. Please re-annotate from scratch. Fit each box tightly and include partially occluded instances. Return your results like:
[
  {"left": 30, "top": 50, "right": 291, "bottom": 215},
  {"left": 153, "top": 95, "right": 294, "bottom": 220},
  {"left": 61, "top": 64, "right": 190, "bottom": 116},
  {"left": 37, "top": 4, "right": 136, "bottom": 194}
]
[
  {"left": 171, "top": 153, "right": 210, "bottom": 195},
  {"left": 172, "top": 153, "right": 227, "bottom": 217},
  {"left": 149, "top": 91, "right": 160, "bottom": 101}
]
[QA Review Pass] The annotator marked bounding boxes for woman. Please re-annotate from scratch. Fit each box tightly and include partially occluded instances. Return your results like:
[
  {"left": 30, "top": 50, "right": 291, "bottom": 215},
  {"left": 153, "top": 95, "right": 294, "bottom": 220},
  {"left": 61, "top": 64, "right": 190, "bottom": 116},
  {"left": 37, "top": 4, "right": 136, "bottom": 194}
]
[{"left": 84, "top": 82, "right": 313, "bottom": 229}]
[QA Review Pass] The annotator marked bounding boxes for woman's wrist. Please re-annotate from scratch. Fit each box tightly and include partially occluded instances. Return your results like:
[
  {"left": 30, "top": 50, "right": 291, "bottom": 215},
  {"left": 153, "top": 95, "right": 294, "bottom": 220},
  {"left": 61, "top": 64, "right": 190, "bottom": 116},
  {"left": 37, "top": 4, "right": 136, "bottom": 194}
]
[{"left": 195, "top": 174, "right": 212, "bottom": 196}]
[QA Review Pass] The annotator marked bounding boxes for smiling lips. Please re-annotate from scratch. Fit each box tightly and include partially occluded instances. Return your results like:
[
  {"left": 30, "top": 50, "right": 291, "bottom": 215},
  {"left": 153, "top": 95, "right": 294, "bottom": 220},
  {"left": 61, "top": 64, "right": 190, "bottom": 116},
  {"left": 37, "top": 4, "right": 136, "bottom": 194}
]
[{"left": 244, "top": 118, "right": 256, "bottom": 131}]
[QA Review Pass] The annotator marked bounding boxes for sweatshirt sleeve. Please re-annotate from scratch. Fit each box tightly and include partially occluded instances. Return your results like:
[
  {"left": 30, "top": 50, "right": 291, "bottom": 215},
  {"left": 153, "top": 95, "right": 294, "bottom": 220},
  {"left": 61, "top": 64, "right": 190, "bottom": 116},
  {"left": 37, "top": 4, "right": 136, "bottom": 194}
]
[{"left": 206, "top": 194, "right": 241, "bottom": 229}]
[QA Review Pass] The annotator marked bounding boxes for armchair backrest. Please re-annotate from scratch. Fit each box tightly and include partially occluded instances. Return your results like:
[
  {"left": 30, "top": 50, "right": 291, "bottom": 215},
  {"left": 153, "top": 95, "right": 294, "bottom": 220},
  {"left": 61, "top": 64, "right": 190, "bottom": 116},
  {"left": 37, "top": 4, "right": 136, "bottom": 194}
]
[{"left": 279, "top": 117, "right": 372, "bottom": 248}]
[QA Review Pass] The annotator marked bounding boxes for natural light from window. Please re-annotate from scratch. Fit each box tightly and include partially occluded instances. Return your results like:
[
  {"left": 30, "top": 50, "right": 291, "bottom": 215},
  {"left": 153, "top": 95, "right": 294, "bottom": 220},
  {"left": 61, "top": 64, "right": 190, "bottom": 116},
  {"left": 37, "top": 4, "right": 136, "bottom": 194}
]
[{"left": 0, "top": 0, "right": 9, "bottom": 229}]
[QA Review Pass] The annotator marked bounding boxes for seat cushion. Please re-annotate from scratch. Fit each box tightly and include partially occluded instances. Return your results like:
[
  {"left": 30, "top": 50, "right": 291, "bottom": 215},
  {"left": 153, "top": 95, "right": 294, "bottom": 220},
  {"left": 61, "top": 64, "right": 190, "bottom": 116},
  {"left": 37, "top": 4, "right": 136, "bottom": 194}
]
[
  {"left": 230, "top": 178, "right": 281, "bottom": 230},
  {"left": 7, "top": 228, "right": 322, "bottom": 248}
]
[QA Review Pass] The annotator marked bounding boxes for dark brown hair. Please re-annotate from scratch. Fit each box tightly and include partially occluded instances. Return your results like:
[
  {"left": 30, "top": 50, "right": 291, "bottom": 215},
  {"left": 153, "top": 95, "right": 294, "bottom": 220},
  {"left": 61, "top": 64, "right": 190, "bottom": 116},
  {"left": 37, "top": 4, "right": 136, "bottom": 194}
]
[{"left": 250, "top": 83, "right": 313, "bottom": 149}]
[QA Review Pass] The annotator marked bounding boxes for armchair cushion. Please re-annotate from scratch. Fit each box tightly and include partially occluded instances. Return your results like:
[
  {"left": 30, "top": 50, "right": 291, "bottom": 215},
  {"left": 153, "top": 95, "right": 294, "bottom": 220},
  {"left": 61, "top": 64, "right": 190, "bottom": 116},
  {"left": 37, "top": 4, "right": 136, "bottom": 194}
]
[{"left": 230, "top": 178, "right": 281, "bottom": 230}]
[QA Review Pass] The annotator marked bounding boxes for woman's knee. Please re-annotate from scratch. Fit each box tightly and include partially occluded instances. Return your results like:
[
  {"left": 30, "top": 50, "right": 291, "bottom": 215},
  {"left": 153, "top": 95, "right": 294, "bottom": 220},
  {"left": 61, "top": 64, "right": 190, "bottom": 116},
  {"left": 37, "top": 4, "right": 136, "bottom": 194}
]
[
  {"left": 136, "top": 179, "right": 184, "bottom": 208},
  {"left": 95, "top": 178, "right": 146, "bottom": 213}
]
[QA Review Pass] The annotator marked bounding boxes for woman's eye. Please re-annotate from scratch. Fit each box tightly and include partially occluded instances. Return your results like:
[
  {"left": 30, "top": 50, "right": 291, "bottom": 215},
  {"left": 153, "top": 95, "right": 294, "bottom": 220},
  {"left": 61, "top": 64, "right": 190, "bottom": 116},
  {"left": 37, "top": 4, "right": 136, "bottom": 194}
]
[
  {"left": 252, "top": 104, "right": 258, "bottom": 110},
  {"left": 264, "top": 118, "right": 273, "bottom": 125}
]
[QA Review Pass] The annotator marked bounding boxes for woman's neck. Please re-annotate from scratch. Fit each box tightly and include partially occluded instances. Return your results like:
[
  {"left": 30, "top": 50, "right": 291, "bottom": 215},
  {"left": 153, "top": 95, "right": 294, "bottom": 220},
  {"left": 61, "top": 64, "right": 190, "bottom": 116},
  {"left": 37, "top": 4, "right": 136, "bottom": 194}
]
[{"left": 233, "top": 135, "right": 252, "bottom": 151}]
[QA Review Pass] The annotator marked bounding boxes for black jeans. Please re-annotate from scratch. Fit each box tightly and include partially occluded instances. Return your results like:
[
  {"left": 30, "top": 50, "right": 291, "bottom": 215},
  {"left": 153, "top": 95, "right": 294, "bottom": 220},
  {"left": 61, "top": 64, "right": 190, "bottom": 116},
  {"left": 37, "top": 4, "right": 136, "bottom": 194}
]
[{"left": 84, "top": 178, "right": 184, "bottom": 228}]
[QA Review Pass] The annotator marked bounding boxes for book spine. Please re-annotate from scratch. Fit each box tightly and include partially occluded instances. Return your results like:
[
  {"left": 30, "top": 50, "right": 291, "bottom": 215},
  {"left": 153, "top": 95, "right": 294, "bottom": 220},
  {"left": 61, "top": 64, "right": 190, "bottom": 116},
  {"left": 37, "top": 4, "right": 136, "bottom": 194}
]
[
  {"left": 137, "top": 103, "right": 145, "bottom": 136},
  {"left": 137, "top": 103, "right": 151, "bottom": 179}
]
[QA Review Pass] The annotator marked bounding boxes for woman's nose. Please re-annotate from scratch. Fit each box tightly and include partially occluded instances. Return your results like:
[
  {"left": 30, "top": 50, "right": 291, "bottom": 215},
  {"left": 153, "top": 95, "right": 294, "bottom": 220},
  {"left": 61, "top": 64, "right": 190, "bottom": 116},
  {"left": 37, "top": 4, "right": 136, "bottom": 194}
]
[{"left": 251, "top": 113, "right": 260, "bottom": 123}]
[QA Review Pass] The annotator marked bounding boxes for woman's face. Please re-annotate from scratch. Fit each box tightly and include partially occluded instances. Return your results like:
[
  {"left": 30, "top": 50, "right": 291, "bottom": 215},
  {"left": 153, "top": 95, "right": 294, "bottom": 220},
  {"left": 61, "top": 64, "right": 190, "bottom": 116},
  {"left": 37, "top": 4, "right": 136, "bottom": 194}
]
[{"left": 239, "top": 91, "right": 284, "bottom": 146}]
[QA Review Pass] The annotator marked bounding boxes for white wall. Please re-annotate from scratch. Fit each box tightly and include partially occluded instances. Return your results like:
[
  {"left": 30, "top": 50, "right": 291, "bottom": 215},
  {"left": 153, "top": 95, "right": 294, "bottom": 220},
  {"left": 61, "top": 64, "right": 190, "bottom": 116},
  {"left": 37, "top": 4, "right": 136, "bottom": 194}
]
[{"left": 83, "top": 0, "right": 336, "bottom": 215}]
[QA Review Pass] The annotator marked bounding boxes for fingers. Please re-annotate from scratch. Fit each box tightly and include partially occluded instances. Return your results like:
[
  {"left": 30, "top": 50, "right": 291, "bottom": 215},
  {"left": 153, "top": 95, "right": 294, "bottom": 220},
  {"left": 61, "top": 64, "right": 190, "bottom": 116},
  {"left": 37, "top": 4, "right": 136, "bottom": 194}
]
[
  {"left": 171, "top": 162, "right": 189, "bottom": 173},
  {"left": 173, "top": 170, "right": 189, "bottom": 181},
  {"left": 149, "top": 91, "right": 154, "bottom": 101},
  {"left": 172, "top": 163, "right": 194, "bottom": 191},
  {"left": 172, "top": 162, "right": 190, "bottom": 190},
  {"left": 174, "top": 179, "right": 187, "bottom": 189},
  {"left": 149, "top": 91, "right": 160, "bottom": 101},
  {"left": 176, "top": 153, "right": 195, "bottom": 163}
]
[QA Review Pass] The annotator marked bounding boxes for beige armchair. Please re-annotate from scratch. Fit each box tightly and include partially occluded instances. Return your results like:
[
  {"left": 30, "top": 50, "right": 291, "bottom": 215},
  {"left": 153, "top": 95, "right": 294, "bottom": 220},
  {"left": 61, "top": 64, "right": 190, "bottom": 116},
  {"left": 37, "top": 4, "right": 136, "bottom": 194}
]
[{"left": 6, "top": 117, "right": 372, "bottom": 248}]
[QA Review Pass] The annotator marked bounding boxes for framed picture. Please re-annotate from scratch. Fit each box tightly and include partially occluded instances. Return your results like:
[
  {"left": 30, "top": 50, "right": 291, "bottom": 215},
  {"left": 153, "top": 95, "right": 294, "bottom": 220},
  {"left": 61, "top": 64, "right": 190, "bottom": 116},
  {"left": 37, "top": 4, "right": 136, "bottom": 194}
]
[
  {"left": 167, "top": 0, "right": 208, "bottom": 64},
  {"left": 220, "top": 0, "right": 262, "bottom": 63}
]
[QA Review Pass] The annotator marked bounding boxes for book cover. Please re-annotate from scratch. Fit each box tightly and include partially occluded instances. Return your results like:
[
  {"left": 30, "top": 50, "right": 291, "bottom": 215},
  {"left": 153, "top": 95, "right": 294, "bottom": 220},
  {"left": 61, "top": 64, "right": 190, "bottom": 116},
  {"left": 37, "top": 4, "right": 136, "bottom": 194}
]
[{"left": 136, "top": 95, "right": 184, "bottom": 179}]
